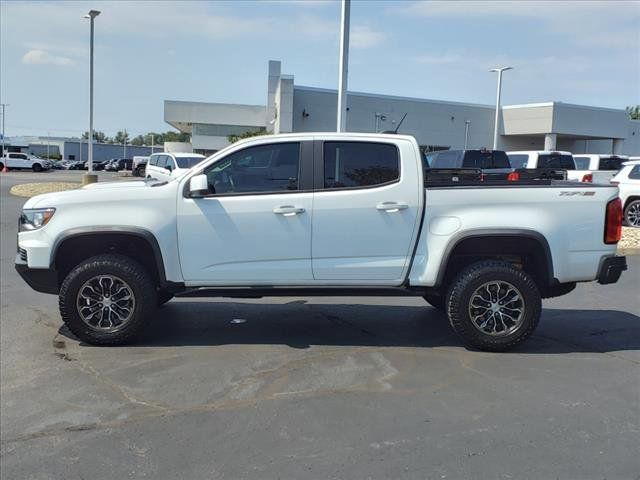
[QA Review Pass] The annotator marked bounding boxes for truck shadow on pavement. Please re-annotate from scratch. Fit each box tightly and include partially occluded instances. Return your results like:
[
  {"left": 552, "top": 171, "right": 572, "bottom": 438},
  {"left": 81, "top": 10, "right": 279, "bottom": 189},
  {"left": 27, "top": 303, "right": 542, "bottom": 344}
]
[{"left": 62, "top": 301, "right": 640, "bottom": 354}]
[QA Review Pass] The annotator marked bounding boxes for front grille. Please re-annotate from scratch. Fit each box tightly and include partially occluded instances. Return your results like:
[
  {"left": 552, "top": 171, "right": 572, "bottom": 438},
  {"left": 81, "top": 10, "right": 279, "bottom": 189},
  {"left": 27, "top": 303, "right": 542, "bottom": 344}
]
[{"left": 18, "top": 247, "right": 28, "bottom": 262}]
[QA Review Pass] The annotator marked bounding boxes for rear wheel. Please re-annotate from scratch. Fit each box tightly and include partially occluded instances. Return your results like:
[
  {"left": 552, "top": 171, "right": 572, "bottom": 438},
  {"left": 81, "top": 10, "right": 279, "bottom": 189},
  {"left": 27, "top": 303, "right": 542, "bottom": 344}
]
[
  {"left": 32, "top": 163, "right": 43, "bottom": 172},
  {"left": 446, "top": 260, "right": 541, "bottom": 352},
  {"left": 59, "top": 254, "right": 157, "bottom": 345},
  {"left": 136, "top": 166, "right": 145, "bottom": 177},
  {"left": 624, "top": 199, "right": 640, "bottom": 227}
]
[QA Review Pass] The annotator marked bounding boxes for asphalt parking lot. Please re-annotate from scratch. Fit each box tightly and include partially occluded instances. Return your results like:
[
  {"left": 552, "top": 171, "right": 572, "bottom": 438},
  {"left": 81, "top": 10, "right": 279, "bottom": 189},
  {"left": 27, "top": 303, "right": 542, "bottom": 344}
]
[{"left": 1, "top": 170, "right": 639, "bottom": 479}]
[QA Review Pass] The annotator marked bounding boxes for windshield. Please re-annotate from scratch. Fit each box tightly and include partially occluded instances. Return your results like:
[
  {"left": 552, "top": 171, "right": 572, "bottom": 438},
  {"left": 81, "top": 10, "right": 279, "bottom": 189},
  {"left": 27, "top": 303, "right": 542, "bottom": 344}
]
[
  {"left": 508, "top": 154, "right": 529, "bottom": 169},
  {"left": 537, "top": 154, "right": 575, "bottom": 169},
  {"left": 574, "top": 156, "right": 590, "bottom": 169},
  {"left": 175, "top": 157, "right": 205, "bottom": 168}
]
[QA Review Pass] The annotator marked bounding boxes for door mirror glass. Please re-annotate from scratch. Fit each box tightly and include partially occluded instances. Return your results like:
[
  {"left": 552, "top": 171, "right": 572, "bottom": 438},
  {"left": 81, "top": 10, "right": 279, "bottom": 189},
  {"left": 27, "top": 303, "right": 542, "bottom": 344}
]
[
  {"left": 166, "top": 163, "right": 173, "bottom": 172},
  {"left": 189, "top": 174, "right": 209, "bottom": 196}
]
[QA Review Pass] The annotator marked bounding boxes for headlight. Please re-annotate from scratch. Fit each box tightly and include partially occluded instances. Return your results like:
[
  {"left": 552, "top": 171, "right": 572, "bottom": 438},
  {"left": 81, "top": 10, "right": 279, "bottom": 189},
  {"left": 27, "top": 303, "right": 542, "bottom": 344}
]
[{"left": 19, "top": 208, "right": 56, "bottom": 231}]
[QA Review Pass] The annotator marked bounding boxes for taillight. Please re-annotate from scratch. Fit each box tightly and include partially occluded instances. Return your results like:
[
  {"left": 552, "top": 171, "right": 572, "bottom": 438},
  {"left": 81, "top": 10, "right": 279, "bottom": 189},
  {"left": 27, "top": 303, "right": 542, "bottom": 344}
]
[
  {"left": 507, "top": 171, "right": 520, "bottom": 181},
  {"left": 582, "top": 173, "right": 593, "bottom": 183},
  {"left": 604, "top": 198, "right": 622, "bottom": 244},
  {"left": 480, "top": 173, "right": 485, "bottom": 182}
]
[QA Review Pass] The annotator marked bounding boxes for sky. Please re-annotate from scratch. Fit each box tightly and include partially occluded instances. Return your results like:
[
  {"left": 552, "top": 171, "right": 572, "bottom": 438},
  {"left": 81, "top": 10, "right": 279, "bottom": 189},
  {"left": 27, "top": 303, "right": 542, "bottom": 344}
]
[{"left": 1, "top": 0, "right": 639, "bottom": 138}]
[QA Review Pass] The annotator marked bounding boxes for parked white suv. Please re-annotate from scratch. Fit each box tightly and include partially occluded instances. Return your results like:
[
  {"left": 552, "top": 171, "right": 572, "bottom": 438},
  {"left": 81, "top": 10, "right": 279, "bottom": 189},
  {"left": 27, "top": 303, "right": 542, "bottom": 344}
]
[
  {"left": 573, "top": 154, "right": 629, "bottom": 184},
  {"left": 145, "top": 152, "right": 205, "bottom": 182},
  {"left": 611, "top": 160, "right": 640, "bottom": 227},
  {"left": 0, "top": 152, "right": 51, "bottom": 172}
]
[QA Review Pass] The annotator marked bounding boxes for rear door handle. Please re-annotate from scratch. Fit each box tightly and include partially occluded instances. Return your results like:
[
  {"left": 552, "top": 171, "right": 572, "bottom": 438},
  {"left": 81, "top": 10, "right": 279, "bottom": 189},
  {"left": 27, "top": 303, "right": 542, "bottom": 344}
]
[
  {"left": 273, "top": 205, "right": 305, "bottom": 216},
  {"left": 376, "top": 202, "right": 409, "bottom": 213}
]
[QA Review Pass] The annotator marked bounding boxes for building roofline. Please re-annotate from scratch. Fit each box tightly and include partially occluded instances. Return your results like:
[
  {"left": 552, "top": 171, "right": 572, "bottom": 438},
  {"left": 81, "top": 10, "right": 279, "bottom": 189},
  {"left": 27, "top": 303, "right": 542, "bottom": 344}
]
[
  {"left": 503, "top": 101, "right": 625, "bottom": 113},
  {"left": 164, "top": 99, "right": 265, "bottom": 109},
  {"left": 294, "top": 85, "right": 495, "bottom": 110}
]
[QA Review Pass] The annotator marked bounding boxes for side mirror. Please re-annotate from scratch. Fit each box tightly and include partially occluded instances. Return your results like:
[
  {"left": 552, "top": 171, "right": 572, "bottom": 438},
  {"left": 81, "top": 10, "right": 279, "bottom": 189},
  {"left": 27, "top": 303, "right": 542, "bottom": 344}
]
[
  {"left": 166, "top": 164, "right": 173, "bottom": 172},
  {"left": 189, "top": 174, "right": 209, "bottom": 197}
]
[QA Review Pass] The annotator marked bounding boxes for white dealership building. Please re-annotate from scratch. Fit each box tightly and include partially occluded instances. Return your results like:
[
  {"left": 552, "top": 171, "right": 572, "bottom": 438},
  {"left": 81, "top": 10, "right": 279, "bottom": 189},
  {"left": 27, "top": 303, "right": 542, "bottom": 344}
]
[{"left": 165, "top": 60, "right": 640, "bottom": 156}]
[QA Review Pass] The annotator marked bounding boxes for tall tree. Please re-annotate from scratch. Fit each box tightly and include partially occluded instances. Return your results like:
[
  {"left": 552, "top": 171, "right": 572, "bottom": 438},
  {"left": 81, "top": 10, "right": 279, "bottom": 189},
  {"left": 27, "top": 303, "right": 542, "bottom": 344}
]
[
  {"left": 626, "top": 105, "right": 640, "bottom": 120},
  {"left": 82, "top": 130, "right": 110, "bottom": 143}
]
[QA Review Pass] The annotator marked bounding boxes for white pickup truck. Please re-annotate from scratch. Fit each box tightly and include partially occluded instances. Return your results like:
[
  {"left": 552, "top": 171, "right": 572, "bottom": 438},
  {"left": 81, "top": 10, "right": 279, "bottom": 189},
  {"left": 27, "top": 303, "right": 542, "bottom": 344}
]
[
  {"left": 15, "top": 133, "right": 627, "bottom": 351},
  {"left": 573, "top": 154, "right": 629, "bottom": 184},
  {"left": 1, "top": 152, "right": 52, "bottom": 172},
  {"left": 507, "top": 151, "right": 591, "bottom": 182}
]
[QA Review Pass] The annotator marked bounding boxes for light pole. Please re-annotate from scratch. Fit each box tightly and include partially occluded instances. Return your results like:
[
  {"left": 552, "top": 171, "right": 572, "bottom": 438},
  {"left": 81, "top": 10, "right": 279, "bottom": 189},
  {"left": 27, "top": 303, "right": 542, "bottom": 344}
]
[
  {"left": 47, "top": 131, "right": 50, "bottom": 159},
  {"left": 83, "top": 9, "right": 100, "bottom": 184},
  {"left": 336, "top": 0, "right": 350, "bottom": 132},
  {"left": 374, "top": 113, "right": 387, "bottom": 133},
  {"left": 150, "top": 134, "right": 154, "bottom": 154},
  {"left": 489, "top": 66, "right": 512, "bottom": 150},
  {"left": 122, "top": 129, "right": 127, "bottom": 158},
  {"left": 0, "top": 104, "right": 8, "bottom": 157},
  {"left": 464, "top": 120, "right": 471, "bottom": 149}
]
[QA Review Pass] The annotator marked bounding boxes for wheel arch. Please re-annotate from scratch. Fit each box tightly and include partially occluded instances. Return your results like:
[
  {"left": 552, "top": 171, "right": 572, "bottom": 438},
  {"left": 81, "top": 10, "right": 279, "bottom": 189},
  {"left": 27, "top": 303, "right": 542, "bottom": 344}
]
[
  {"left": 434, "top": 229, "right": 555, "bottom": 290},
  {"left": 52, "top": 227, "right": 167, "bottom": 289}
]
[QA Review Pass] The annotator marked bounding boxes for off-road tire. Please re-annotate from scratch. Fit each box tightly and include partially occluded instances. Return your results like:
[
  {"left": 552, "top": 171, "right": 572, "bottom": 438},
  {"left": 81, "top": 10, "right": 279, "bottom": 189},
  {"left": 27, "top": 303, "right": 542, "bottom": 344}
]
[
  {"left": 59, "top": 254, "right": 157, "bottom": 345},
  {"left": 446, "top": 260, "right": 541, "bottom": 352},
  {"left": 157, "top": 290, "right": 174, "bottom": 306},
  {"left": 423, "top": 292, "right": 445, "bottom": 310},
  {"left": 136, "top": 166, "right": 145, "bottom": 177},
  {"left": 32, "top": 163, "right": 43, "bottom": 172}
]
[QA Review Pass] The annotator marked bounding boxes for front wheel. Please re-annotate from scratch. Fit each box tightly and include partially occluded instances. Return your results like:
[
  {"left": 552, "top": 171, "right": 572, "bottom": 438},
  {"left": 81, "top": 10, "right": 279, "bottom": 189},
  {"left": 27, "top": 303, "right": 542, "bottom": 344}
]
[
  {"left": 446, "top": 260, "right": 541, "bottom": 352},
  {"left": 32, "top": 163, "right": 43, "bottom": 172},
  {"left": 624, "top": 199, "right": 640, "bottom": 227},
  {"left": 59, "top": 254, "right": 157, "bottom": 345}
]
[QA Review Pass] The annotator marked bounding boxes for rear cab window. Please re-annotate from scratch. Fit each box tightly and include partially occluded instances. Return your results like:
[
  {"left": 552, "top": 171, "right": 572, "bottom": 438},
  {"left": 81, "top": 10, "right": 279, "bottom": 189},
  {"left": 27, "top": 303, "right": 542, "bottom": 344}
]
[
  {"left": 537, "top": 154, "right": 575, "bottom": 169},
  {"left": 323, "top": 141, "right": 399, "bottom": 189},
  {"left": 507, "top": 154, "right": 529, "bottom": 169},
  {"left": 462, "top": 150, "right": 511, "bottom": 169},
  {"left": 598, "top": 157, "right": 623, "bottom": 171},
  {"left": 430, "top": 150, "right": 461, "bottom": 168}
]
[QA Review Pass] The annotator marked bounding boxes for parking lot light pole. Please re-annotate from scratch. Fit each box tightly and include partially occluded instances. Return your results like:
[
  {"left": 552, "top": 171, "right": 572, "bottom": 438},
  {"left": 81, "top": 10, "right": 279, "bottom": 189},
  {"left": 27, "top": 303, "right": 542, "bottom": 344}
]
[
  {"left": 83, "top": 9, "right": 100, "bottom": 185},
  {"left": 336, "top": 0, "right": 350, "bottom": 132},
  {"left": 489, "top": 66, "right": 512, "bottom": 150},
  {"left": 1, "top": 104, "right": 8, "bottom": 157},
  {"left": 464, "top": 120, "right": 471, "bottom": 149}
]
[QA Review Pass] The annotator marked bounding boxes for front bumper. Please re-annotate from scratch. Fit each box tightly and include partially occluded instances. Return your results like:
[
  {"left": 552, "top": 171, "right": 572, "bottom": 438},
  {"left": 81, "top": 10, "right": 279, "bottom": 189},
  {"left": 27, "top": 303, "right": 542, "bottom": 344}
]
[
  {"left": 597, "top": 255, "right": 627, "bottom": 285},
  {"left": 15, "top": 255, "right": 59, "bottom": 294}
]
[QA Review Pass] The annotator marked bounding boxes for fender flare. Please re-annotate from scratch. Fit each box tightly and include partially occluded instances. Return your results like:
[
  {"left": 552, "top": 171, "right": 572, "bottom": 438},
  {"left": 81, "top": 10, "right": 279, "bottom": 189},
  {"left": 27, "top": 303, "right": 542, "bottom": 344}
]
[
  {"left": 51, "top": 226, "right": 167, "bottom": 284},
  {"left": 434, "top": 228, "right": 555, "bottom": 287}
]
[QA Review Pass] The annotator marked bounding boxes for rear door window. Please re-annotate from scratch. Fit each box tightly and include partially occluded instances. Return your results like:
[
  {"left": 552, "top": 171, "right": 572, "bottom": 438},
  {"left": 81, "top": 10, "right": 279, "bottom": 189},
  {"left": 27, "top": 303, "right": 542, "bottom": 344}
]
[
  {"left": 537, "top": 154, "right": 575, "bottom": 169},
  {"left": 323, "top": 142, "right": 399, "bottom": 189},
  {"left": 629, "top": 165, "right": 640, "bottom": 180},
  {"left": 149, "top": 155, "right": 159, "bottom": 166},
  {"left": 507, "top": 154, "right": 529, "bottom": 169}
]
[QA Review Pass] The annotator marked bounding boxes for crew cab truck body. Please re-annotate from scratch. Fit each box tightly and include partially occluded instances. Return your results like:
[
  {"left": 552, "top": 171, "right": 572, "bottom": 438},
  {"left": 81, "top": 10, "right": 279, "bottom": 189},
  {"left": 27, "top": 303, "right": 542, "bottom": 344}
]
[
  {"left": 1, "top": 152, "right": 51, "bottom": 172},
  {"left": 15, "top": 133, "right": 627, "bottom": 351},
  {"left": 573, "top": 154, "right": 629, "bottom": 184}
]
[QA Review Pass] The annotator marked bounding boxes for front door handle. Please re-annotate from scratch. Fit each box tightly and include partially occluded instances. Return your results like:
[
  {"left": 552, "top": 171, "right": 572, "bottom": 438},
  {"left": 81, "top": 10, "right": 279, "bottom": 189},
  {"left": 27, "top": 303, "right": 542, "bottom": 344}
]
[
  {"left": 376, "top": 202, "right": 409, "bottom": 213},
  {"left": 273, "top": 205, "right": 305, "bottom": 216}
]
